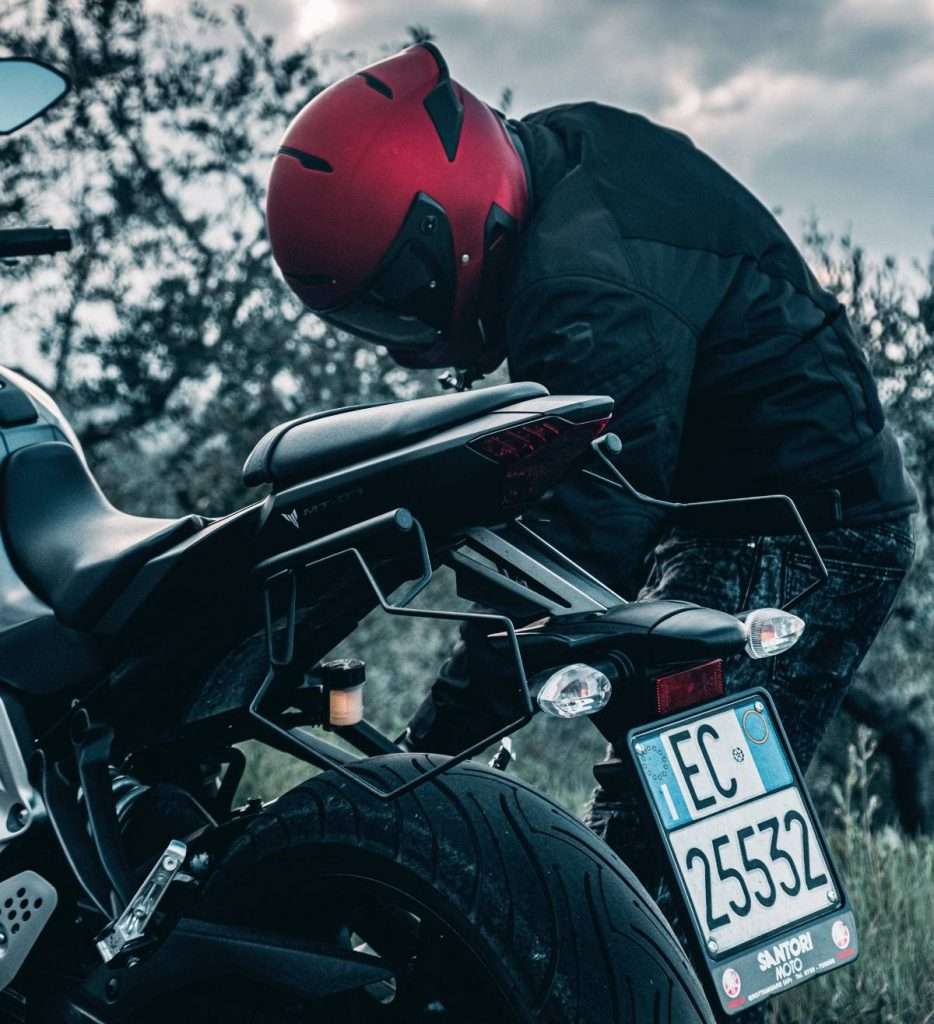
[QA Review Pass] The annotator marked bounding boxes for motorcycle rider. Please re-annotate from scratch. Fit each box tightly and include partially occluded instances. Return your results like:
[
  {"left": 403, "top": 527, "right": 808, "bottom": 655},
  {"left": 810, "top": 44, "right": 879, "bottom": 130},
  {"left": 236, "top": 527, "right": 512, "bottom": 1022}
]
[{"left": 265, "top": 42, "right": 917, "bottom": 1017}]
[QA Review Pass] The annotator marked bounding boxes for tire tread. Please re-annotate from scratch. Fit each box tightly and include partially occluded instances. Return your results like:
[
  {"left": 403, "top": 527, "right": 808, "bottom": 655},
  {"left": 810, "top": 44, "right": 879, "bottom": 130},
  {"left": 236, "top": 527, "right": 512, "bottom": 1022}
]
[{"left": 203, "top": 754, "right": 713, "bottom": 1024}]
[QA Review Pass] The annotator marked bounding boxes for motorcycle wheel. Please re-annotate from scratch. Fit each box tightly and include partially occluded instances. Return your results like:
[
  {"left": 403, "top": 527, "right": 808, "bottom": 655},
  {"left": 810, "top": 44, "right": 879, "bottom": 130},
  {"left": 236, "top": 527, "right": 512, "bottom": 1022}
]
[{"left": 137, "top": 753, "right": 714, "bottom": 1023}]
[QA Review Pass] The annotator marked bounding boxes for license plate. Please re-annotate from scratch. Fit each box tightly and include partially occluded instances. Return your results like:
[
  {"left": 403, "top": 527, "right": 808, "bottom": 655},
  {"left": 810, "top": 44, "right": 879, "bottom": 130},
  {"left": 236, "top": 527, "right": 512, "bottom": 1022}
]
[{"left": 628, "top": 689, "right": 858, "bottom": 1016}]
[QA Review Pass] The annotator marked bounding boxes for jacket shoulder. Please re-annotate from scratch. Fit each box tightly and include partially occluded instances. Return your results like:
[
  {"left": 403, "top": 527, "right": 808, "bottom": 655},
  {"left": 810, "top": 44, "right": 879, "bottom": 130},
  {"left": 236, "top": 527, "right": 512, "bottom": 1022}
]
[{"left": 522, "top": 101, "right": 696, "bottom": 150}]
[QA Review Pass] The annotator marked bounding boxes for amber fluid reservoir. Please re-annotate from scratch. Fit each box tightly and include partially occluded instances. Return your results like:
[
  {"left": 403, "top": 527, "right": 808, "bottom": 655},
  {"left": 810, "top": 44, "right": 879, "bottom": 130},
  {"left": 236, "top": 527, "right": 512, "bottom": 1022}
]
[{"left": 321, "top": 658, "right": 366, "bottom": 727}]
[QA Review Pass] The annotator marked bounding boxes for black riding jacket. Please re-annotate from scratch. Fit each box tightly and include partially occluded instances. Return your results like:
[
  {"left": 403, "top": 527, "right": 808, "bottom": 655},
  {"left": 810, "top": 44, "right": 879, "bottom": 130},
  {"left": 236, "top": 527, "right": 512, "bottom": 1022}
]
[{"left": 500, "top": 102, "right": 917, "bottom": 597}]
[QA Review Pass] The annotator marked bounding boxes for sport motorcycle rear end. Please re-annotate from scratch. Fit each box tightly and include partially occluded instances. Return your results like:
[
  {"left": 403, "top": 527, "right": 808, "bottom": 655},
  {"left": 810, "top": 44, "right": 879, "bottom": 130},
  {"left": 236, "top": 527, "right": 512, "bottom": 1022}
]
[{"left": 0, "top": 349, "right": 714, "bottom": 1022}]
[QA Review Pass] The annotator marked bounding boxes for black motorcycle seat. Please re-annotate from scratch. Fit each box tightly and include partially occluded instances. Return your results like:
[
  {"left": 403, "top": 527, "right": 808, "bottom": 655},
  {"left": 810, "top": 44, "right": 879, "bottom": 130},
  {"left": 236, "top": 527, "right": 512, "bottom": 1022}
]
[
  {"left": 2, "top": 442, "right": 203, "bottom": 629},
  {"left": 242, "top": 381, "right": 549, "bottom": 488}
]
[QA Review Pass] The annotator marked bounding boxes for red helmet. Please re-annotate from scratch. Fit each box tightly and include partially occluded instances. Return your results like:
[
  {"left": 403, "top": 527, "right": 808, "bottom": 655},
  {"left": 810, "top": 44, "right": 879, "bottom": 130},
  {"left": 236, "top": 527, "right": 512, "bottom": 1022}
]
[{"left": 266, "top": 43, "right": 529, "bottom": 371}]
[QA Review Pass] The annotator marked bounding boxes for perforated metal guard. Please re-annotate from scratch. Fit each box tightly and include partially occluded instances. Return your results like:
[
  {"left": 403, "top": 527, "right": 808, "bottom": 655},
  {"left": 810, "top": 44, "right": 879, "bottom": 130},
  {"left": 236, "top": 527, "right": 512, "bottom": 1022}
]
[{"left": 0, "top": 871, "right": 57, "bottom": 989}]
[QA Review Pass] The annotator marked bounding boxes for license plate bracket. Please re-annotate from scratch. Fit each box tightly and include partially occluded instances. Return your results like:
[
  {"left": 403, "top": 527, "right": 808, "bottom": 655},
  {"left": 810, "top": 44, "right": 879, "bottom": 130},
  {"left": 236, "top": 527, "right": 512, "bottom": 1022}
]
[{"left": 627, "top": 688, "right": 858, "bottom": 1016}]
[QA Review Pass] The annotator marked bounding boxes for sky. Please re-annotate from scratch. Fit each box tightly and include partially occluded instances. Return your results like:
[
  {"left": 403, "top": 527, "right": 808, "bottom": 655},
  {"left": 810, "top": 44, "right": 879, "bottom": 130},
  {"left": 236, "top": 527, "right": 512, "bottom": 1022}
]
[{"left": 207, "top": 0, "right": 934, "bottom": 271}]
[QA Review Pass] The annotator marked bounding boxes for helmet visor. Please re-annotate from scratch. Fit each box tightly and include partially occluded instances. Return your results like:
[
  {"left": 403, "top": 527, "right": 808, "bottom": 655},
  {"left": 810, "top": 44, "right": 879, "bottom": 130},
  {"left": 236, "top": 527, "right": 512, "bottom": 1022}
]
[{"left": 322, "top": 300, "right": 440, "bottom": 347}]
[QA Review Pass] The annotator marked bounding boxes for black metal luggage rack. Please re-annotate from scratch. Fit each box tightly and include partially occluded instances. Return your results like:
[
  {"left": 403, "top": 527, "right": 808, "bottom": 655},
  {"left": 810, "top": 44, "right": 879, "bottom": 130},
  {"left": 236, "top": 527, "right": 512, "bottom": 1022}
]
[
  {"left": 246, "top": 433, "right": 831, "bottom": 802},
  {"left": 249, "top": 507, "right": 534, "bottom": 801}
]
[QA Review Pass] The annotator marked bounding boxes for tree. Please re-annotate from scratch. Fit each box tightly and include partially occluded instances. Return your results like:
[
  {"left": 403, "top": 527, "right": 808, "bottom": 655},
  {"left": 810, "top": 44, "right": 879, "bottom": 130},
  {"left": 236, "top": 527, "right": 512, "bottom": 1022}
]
[
  {"left": 801, "top": 220, "right": 934, "bottom": 833},
  {"left": 0, "top": 0, "right": 434, "bottom": 517}
]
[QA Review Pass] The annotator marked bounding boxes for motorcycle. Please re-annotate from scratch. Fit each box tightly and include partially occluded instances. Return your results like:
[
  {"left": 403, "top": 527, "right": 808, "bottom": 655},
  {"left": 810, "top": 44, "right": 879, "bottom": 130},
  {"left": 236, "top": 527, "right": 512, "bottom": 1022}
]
[
  {"left": 0, "top": 56, "right": 707, "bottom": 1024},
  {"left": 0, "top": 58, "right": 858, "bottom": 1023}
]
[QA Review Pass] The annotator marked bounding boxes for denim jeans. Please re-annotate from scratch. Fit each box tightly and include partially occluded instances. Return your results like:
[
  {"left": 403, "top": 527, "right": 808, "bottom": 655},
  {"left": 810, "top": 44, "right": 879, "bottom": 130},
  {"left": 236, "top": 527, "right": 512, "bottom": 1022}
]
[{"left": 584, "top": 517, "right": 915, "bottom": 1020}]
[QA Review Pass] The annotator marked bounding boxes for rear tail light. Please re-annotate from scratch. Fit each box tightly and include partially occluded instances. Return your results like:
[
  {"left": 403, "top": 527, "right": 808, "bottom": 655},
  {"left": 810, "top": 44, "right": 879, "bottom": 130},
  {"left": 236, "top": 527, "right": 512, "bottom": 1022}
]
[
  {"left": 470, "top": 415, "right": 610, "bottom": 506},
  {"left": 655, "top": 659, "right": 724, "bottom": 715}
]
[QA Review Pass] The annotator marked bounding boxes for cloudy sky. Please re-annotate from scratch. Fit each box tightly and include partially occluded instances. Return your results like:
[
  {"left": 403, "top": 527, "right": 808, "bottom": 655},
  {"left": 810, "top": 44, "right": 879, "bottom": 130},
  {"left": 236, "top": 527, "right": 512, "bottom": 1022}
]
[{"left": 224, "top": 0, "right": 934, "bottom": 271}]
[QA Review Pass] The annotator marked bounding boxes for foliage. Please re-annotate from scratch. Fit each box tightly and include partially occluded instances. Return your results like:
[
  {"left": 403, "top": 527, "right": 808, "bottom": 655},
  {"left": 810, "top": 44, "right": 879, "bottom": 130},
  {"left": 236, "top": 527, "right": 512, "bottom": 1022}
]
[
  {"left": 770, "top": 730, "right": 934, "bottom": 1024},
  {"left": 799, "top": 221, "right": 934, "bottom": 834},
  {"left": 0, "top": 1, "right": 435, "bottom": 517}
]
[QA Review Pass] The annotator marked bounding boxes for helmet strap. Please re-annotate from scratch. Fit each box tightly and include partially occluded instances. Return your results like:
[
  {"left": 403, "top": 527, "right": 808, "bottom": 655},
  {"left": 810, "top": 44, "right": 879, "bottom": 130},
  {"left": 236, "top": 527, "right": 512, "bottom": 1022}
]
[
  {"left": 438, "top": 366, "right": 485, "bottom": 392},
  {"left": 504, "top": 120, "right": 533, "bottom": 206}
]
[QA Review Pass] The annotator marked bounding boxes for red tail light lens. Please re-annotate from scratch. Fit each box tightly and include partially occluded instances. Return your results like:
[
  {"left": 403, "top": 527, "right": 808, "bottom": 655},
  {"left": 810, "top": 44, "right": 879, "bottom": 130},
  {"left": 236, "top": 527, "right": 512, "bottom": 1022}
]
[
  {"left": 655, "top": 659, "right": 724, "bottom": 715},
  {"left": 470, "top": 415, "right": 610, "bottom": 506}
]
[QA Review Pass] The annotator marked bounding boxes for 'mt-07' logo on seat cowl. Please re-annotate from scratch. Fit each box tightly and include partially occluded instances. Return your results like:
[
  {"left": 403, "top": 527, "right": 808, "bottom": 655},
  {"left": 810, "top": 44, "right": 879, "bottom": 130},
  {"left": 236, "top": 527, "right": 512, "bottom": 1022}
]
[{"left": 278, "top": 487, "right": 365, "bottom": 530}]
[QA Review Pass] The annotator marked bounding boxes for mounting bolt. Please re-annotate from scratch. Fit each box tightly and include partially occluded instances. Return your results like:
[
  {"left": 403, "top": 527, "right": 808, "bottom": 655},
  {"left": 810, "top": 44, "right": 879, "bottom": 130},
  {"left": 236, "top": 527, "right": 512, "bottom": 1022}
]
[
  {"left": 634, "top": 743, "right": 645, "bottom": 756},
  {"left": 162, "top": 855, "right": 180, "bottom": 872},
  {"left": 461, "top": 253, "right": 470, "bottom": 263},
  {"left": 6, "top": 804, "right": 28, "bottom": 834},
  {"left": 827, "top": 889, "right": 837, "bottom": 903},
  {"left": 126, "top": 957, "right": 141, "bottom": 969},
  {"left": 754, "top": 702, "right": 764, "bottom": 713},
  {"left": 707, "top": 938, "right": 719, "bottom": 953}
]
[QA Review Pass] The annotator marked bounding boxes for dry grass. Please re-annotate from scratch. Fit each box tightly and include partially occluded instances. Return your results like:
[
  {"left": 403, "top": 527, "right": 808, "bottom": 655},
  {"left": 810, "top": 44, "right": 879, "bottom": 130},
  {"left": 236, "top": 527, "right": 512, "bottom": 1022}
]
[{"left": 770, "top": 730, "right": 934, "bottom": 1024}]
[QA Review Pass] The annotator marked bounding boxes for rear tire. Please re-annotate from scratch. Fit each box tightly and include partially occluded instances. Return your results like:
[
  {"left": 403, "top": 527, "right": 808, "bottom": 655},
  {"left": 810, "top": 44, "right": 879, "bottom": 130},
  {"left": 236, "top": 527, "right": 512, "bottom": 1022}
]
[{"left": 156, "top": 754, "right": 714, "bottom": 1023}]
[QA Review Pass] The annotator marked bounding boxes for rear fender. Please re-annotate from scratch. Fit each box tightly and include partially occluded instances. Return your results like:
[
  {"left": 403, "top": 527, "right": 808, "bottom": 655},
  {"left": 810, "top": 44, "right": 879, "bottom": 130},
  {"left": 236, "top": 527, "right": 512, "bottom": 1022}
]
[{"left": 490, "top": 600, "right": 747, "bottom": 669}]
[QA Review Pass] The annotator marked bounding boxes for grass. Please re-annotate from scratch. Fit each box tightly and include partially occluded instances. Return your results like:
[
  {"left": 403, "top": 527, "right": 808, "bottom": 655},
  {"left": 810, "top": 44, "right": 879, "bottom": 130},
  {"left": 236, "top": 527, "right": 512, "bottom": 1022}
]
[{"left": 769, "top": 730, "right": 934, "bottom": 1024}]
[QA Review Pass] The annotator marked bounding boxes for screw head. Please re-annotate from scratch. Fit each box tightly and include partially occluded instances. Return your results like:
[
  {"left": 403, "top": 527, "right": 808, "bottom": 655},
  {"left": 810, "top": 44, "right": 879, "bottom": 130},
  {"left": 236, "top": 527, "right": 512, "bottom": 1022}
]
[
  {"left": 754, "top": 701, "right": 764, "bottom": 713},
  {"left": 420, "top": 215, "right": 437, "bottom": 234},
  {"left": 827, "top": 889, "right": 837, "bottom": 903},
  {"left": 162, "top": 855, "right": 179, "bottom": 872},
  {"left": 190, "top": 852, "right": 211, "bottom": 876},
  {"left": 126, "top": 956, "right": 141, "bottom": 969},
  {"left": 460, "top": 253, "right": 470, "bottom": 264},
  {"left": 707, "top": 938, "right": 719, "bottom": 953},
  {"left": 634, "top": 743, "right": 645, "bottom": 756}
]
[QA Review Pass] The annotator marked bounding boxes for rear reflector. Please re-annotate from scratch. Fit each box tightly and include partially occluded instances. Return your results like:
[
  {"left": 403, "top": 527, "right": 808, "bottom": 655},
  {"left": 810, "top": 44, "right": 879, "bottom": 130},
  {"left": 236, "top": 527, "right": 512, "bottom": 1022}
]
[
  {"left": 655, "top": 659, "right": 724, "bottom": 716},
  {"left": 470, "top": 415, "right": 610, "bottom": 506}
]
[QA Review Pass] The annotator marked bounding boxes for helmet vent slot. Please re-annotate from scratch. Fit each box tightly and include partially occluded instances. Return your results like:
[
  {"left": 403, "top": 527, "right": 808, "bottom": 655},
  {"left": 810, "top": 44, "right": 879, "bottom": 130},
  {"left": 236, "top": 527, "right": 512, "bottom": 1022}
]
[
  {"left": 276, "top": 146, "right": 333, "bottom": 173},
  {"left": 419, "top": 41, "right": 450, "bottom": 81},
  {"left": 423, "top": 81, "right": 463, "bottom": 162},
  {"left": 358, "top": 72, "right": 393, "bottom": 99}
]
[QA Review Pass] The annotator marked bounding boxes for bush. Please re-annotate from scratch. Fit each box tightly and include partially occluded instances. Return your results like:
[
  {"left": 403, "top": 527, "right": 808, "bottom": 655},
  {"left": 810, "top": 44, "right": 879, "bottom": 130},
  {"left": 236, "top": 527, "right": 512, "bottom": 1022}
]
[{"left": 770, "top": 729, "right": 934, "bottom": 1024}]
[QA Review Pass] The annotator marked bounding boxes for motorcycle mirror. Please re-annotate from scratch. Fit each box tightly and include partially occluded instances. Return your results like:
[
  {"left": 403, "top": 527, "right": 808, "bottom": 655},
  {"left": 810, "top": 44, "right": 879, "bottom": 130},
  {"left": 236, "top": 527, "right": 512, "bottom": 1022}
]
[{"left": 0, "top": 58, "right": 71, "bottom": 135}]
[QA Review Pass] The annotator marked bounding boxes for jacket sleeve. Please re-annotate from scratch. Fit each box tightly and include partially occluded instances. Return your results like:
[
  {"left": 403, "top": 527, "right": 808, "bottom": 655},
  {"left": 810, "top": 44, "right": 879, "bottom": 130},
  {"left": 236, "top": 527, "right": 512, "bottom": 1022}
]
[{"left": 505, "top": 274, "right": 698, "bottom": 598}]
